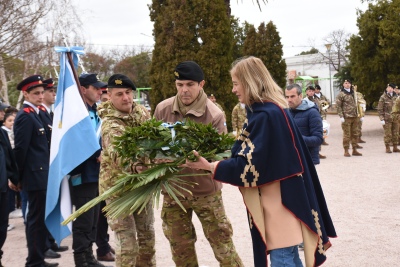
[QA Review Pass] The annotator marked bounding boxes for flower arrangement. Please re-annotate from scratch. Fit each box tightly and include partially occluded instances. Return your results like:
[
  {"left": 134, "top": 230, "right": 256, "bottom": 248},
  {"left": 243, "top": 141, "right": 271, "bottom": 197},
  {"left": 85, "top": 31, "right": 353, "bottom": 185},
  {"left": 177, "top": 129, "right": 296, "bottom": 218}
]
[{"left": 62, "top": 118, "right": 234, "bottom": 224}]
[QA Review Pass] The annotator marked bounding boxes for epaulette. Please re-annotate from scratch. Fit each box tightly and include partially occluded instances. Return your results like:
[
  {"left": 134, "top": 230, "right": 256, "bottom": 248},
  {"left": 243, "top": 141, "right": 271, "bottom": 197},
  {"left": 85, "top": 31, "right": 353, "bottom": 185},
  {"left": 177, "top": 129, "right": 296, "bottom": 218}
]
[
  {"left": 23, "top": 107, "right": 35, "bottom": 113},
  {"left": 39, "top": 105, "right": 46, "bottom": 112}
]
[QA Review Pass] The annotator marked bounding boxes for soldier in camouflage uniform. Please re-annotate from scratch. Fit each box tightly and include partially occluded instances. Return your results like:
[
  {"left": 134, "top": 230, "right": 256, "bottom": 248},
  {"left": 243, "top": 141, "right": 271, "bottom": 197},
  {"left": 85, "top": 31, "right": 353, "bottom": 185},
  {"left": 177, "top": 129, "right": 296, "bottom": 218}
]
[
  {"left": 314, "top": 84, "right": 329, "bottom": 120},
  {"left": 98, "top": 74, "right": 156, "bottom": 267},
  {"left": 392, "top": 85, "right": 400, "bottom": 144},
  {"left": 355, "top": 91, "right": 367, "bottom": 143},
  {"left": 231, "top": 102, "right": 246, "bottom": 139},
  {"left": 154, "top": 61, "right": 243, "bottom": 267},
  {"left": 377, "top": 83, "right": 399, "bottom": 153},
  {"left": 305, "top": 85, "right": 327, "bottom": 158},
  {"left": 336, "top": 79, "right": 362, "bottom": 157},
  {"left": 209, "top": 94, "right": 225, "bottom": 114}
]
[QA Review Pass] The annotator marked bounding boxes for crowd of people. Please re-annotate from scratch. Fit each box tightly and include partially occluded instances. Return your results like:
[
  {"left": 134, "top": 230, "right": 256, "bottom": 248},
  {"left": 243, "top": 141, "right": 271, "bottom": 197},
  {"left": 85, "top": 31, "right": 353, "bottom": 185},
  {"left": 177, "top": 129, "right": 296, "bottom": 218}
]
[{"left": 14, "top": 56, "right": 400, "bottom": 266}]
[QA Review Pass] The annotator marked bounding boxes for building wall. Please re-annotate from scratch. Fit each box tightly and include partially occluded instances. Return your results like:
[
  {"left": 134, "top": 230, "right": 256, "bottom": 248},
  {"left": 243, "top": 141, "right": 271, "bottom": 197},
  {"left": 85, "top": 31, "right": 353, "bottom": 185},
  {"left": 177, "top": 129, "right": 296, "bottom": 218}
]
[{"left": 285, "top": 53, "right": 339, "bottom": 103}]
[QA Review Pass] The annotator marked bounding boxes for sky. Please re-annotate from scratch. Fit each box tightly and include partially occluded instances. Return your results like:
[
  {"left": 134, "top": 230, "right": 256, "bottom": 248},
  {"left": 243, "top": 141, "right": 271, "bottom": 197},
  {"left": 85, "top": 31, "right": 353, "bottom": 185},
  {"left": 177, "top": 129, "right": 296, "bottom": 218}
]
[{"left": 72, "top": 0, "right": 369, "bottom": 57}]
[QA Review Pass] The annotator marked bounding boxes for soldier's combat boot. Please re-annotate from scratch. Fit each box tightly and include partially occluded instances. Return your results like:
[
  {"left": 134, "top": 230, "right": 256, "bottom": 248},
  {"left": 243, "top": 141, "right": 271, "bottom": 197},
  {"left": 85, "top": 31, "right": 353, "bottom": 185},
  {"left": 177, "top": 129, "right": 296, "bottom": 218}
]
[
  {"left": 354, "top": 144, "right": 363, "bottom": 149},
  {"left": 322, "top": 140, "right": 329, "bottom": 145},
  {"left": 344, "top": 148, "right": 351, "bottom": 157},
  {"left": 386, "top": 144, "right": 392, "bottom": 153},
  {"left": 74, "top": 252, "right": 89, "bottom": 267},
  {"left": 352, "top": 148, "right": 362, "bottom": 156},
  {"left": 393, "top": 145, "right": 400, "bottom": 152},
  {"left": 358, "top": 138, "right": 366, "bottom": 143}
]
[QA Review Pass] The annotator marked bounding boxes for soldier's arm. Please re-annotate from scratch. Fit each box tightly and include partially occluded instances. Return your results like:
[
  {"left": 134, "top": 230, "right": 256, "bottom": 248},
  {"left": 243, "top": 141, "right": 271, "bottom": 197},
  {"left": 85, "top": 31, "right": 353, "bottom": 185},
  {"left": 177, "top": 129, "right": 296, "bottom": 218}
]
[
  {"left": 377, "top": 96, "right": 385, "bottom": 121},
  {"left": 231, "top": 107, "right": 238, "bottom": 130},
  {"left": 336, "top": 94, "right": 343, "bottom": 118}
]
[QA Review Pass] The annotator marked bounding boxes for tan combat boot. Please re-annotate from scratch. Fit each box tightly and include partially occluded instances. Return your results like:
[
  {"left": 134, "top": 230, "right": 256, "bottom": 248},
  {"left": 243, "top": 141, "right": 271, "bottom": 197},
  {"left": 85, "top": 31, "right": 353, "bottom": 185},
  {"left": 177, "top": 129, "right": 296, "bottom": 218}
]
[
  {"left": 393, "top": 145, "right": 400, "bottom": 152},
  {"left": 352, "top": 148, "right": 362, "bottom": 156},
  {"left": 344, "top": 148, "right": 351, "bottom": 157},
  {"left": 358, "top": 138, "right": 366, "bottom": 143},
  {"left": 354, "top": 144, "right": 363, "bottom": 149},
  {"left": 386, "top": 144, "right": 392, "bottom": 153}
]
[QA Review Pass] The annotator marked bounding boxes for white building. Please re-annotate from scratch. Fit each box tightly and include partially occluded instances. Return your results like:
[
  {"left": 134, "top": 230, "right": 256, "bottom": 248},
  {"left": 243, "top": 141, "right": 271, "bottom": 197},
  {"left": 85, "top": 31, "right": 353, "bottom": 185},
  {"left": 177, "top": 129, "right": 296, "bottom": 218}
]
[{"left": 285, "top": 53, "right": 339, "bottom": 103}]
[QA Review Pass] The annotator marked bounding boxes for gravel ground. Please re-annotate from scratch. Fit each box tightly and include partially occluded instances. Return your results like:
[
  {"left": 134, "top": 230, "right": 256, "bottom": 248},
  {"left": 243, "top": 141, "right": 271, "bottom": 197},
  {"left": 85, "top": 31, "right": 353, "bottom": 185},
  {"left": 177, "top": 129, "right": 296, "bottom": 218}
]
[{"left": 3, "top": 113, "right": 400, "bottom": 266}]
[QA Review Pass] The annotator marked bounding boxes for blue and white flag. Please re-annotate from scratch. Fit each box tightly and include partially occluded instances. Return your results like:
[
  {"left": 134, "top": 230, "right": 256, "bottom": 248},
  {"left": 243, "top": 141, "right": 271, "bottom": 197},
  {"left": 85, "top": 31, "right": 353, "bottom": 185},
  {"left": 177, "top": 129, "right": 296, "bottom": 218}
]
[{"left": 45, "top": 47, "right": 100, "bottom": 245}]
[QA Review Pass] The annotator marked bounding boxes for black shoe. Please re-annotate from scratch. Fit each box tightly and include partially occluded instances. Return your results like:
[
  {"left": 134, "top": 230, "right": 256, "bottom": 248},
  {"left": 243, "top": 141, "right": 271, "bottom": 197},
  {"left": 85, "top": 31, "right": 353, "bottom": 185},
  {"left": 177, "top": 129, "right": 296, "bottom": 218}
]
[
  {"left": 44, "top": 261, "right": 59, "bottom": 267},
  {"left": 44, "top": 249, "right": 61, "bottom": 259},
  {"left": 51, "top": 244, "right": 69, "bottom": 252}
]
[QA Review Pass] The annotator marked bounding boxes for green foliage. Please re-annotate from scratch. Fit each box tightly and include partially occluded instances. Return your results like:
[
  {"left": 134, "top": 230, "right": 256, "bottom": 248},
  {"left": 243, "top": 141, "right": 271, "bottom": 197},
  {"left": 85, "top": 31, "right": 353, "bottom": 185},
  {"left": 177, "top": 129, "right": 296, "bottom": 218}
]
[
  {"left": 81, "top": 52, "right": 115, "bottom": 79},
  {"left": 297, "top": 47, "right": 320, "bottom": 56},
  {"left": 62, "top": 118, "right": 235, "bottom": 223},
  {"left": 348, "top": 0, "right": 400, "bottom": 105},
  {"left": 243, "top": 21, "right": 287, "bottom": 88},
  {"left": 114, "top": 52, "right": 151, "bottom": 88},
  {"left": 149, "top": 0, "right": 235, "bottom": 130}
]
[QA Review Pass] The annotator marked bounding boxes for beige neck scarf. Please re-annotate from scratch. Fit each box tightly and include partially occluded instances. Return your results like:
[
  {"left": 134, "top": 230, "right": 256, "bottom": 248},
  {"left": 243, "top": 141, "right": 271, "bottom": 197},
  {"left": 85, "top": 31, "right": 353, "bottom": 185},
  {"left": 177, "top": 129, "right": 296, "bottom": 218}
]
[{"left": 174, "top": 89, "right": 207, "bottom": 116}]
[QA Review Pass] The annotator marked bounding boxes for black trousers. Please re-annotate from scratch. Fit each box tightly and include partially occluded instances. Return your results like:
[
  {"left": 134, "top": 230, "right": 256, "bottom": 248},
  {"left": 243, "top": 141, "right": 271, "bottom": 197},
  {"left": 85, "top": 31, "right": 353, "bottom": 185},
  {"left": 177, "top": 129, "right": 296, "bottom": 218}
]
[
  {"left": 0, "top": 192, "right": 9, "bottom": 260},
  {"left": 71, "top": 182, "right": 100, "bottom": 254},
  {"left": 26, "top": 190, "right": 47, "bottom": 267},
  {"left": 95, "top": 200, "right": 111, "bottom": 256}
]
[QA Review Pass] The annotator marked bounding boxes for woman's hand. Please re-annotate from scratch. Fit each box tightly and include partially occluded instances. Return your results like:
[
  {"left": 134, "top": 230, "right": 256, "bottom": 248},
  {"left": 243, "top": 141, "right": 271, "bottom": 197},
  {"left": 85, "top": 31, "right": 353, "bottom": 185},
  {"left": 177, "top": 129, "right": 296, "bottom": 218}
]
[{"left": 182, "top": 150, "right": 218, "bottom": 173}]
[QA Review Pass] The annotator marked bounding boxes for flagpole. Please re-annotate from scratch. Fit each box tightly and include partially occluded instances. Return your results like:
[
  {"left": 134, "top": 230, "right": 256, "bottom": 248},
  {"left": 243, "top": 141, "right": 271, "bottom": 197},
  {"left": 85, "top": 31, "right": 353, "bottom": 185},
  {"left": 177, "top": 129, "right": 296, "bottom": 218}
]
[{"left": 65, "top": 52, "right": 89, "bottom": 109}]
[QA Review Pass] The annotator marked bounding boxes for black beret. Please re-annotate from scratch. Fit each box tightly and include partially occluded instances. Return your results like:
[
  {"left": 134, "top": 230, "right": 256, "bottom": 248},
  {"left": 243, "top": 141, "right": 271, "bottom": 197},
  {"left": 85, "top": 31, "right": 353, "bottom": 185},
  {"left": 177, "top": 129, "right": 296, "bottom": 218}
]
[
  {"left": 79, "top": 73, "right": 107, "bottom": 88},
  {"left": 174, "top": 61, "right": 204, "bottom": 82},
  {"left": 344, "top": 79, "right": 352, "bottom": 84},
  {"left": 43, "top": 78, "right": 55, "bottom": 90},
  {"left": 107, "top": 74, "right": 136, "bottom": 90},
  {"left": 17, "top": 75, "right": 47, "bottom": 91},
  {"left": 388, "top": 83, "right": 396, "bottom": 89},
  {"left": 315, "top": 85, "right": 321, "bottom": 89},
  {"left": 306, "top": 85, "right": 315, "bottom": 90}
]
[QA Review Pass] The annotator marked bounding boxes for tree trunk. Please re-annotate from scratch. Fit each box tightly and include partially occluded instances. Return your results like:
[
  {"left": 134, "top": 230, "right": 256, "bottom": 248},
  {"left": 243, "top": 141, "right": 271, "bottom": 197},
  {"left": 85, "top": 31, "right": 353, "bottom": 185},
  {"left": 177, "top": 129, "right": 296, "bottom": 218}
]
[{"left": 0, "top": 57, "right": 9, "bottom": 104}]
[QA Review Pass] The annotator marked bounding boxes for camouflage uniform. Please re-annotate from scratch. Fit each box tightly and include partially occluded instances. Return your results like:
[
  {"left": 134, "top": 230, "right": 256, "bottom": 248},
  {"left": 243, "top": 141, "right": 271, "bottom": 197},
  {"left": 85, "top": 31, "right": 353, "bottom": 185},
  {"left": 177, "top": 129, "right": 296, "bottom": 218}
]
[
  {"left": 336, "top": 89, "right": 360, "bottom": 150},
  {"left": 231, "top": 103, "right": 247, "bottom": 139},
  {"left": 392, "top": 96, "right": 400, "bottom": 143},
  {"left": 314, "top": 92, "right": 329, "bottom": 120},
  {"left": 154, "top": 93, "right": 243, "bottom": 267},
  {"left": 356, "top": 92, "right": 366, "bottom": 140},
  {"left": 98, "top": 101, "right": 156, "bottom": 267},
  {"left": 378, "top": 92, "right": 398, "bottom": 146}
]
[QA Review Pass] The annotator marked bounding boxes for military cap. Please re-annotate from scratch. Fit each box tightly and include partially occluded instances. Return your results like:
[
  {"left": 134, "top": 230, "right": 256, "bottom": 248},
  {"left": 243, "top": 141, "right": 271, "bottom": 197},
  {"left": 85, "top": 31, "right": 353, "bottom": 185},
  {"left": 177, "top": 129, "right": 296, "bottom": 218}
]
[
  {"left": 306, "top": 85, "right": 315, "bottom": 90},
  {"left": 344, "top": 79, "right": 352, "bottom": 84},
  {"left": 174, "top": 61, "right": 204, "bottom": 82},
  {"left": 315, "top": 84, "right": 321, "bottom": 90},
  {"left": 107, "top": 74, "right": 136, "bottom": 90},
  {"left": 43, "top": 78, "right": 55, "bottom": 90},
  {"left": 388, "top": 83, "right": 396, "bottom": 89},
  {"left": 17, "top": 75, "right": 47, "bottom": 92},
  {"left": 79, "top": 73, "right": 107, "bottom": 88}
]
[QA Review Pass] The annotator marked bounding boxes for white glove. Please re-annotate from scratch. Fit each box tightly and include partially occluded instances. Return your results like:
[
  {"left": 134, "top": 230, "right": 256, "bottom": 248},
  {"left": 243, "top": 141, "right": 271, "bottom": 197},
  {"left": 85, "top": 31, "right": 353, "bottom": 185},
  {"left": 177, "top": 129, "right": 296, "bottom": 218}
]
[
  {"left": 340, "top": 117, "right": 345, "bottom": 123},
  {"left": 381, "top": 120, "right": 385, "bottom": 125},
  {"left": 360, "top": 117, "right": 364, "bottom": 122},
  {"left": 232, "top": 131, "right": 237, "bottom": 136}
]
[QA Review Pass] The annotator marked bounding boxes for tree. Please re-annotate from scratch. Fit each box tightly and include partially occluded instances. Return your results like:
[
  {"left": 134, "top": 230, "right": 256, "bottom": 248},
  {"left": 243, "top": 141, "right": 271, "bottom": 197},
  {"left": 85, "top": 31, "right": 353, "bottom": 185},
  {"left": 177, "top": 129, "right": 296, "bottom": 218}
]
[
  {"left": 0, "top": 0, "right": 49, "bottom": 104},
  {"left": 82, "top": 52, "right": 115, "bottom": 79},
  {"left": 321, "top": 29, "right": 351, "bottom": 72},
  {"left": 297, "top": 47, "right": 319, "bottom": 56},
  {"left": 114, "top": 52, "right": 152, "bottom": 88},
  {"left": 243, "top": 21, "right": 287, "bottom": 88},
  {"left": 149, "top": 0, "right": 235, "bottom": 129},
  {"left": 348, "top": 0, "right": 400, "bottom": 105}
]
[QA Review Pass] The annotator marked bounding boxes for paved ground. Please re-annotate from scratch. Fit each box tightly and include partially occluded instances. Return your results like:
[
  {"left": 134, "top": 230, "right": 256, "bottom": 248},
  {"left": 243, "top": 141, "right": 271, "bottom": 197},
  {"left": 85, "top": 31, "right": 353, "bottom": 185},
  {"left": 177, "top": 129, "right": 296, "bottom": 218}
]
[{"left": 3, "top": 113, "right": 400, "bottom": 266}]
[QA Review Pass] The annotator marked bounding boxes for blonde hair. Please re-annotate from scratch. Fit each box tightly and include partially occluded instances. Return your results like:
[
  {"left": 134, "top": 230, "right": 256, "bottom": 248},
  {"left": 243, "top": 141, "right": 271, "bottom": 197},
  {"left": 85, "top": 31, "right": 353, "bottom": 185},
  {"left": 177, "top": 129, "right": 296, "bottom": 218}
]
[{"left": 230, "top": 56, "right": 288, "bottom": 109}]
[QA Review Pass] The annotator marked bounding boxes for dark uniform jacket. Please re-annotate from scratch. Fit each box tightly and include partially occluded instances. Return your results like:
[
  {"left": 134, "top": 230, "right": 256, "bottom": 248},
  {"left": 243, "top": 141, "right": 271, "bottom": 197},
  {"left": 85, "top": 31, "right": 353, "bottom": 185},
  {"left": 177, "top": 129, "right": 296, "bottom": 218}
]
[
  {"left": 0, "top": 127, "right": 19, "bottom": 192},
  {"left": 38, "top": 105, "right": 53, "bottom": 148},
  {"left": 14, "top": 104, "right": 50, "bottom": 191}
]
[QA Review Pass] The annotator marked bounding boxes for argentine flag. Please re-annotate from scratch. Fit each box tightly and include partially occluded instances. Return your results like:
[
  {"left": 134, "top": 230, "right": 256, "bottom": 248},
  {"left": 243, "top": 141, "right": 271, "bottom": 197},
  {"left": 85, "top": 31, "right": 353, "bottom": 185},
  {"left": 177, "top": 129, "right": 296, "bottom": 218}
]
[{"left": 45, "top": 47, "right": 100, "bottom": 245}]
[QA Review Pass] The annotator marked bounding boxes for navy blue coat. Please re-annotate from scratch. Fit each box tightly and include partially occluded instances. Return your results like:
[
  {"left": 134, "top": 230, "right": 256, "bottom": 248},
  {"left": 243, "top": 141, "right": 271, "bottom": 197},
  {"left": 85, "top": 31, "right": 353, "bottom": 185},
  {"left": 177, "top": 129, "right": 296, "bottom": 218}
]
[
  {"left": 289, "top": 99, "right": 323, "bottom": 165},
  {"left": 14, "top": 104, "right": 50, "bottom": 191},
  {"left": 38, "top": 105, "right": 53, "bottom": 148}
]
